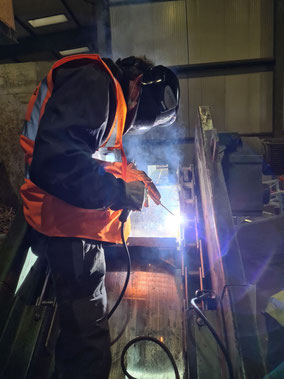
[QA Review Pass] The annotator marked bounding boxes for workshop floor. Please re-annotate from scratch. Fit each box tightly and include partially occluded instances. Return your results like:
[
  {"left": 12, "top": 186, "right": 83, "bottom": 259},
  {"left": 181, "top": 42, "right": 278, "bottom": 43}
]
[{"left": 106, "top": 259, "right": 185, "bottom": 379}]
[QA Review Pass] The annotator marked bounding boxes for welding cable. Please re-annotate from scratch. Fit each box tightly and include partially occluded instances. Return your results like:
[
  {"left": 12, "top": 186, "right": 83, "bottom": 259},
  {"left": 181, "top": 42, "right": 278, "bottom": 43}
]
[
  {"left": 118, "top": 213, "right": 180, "bottom": 379},
  {"left": 107, "top": 217, "right": 131, "bottom": 320},
  {"left": 190, "top": 295, "right": 234, "bottom": 379},
  {"left": 121, "top": 336, "right": 180, "bottom": 379}
]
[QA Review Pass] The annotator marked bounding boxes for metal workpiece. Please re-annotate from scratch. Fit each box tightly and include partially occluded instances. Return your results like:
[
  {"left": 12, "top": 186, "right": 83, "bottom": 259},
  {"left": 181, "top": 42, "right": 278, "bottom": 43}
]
[
  {"left": 106, "top": 250, "right": 186, "bottom": 379},
  {"left": 178, "top": 166, "right": 198, "bottom": 248},
  {"left": 195, "top": 106, "right": 266, "bottom": 378},
  {"left": 193, "top": 310, "right": 222, "bottom": 379},
  {"left": 179, "top": 164, "right": 211, "bottom": 378}
]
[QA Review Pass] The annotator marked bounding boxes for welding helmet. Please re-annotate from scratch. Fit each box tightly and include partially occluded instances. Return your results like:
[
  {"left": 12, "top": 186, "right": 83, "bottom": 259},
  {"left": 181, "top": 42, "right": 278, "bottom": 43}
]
[
  {"left": 116, "top": 57, "right": 180, "bottom": 134},
  {"left": 131, "top": 65, "right": 180, "bottom": 134}
]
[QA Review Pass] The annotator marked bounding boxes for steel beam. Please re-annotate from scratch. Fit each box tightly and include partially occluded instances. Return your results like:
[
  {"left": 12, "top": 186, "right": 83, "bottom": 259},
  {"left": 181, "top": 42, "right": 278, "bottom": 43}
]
[
  {"left": 195, "top": 106, "right": 266, "bottom": 378},
  {"left": 110, "top": 0, "right": 176, "bottom": 6},
  {"left": 171, "top": 58, "right": 275, "bottom": 79}
]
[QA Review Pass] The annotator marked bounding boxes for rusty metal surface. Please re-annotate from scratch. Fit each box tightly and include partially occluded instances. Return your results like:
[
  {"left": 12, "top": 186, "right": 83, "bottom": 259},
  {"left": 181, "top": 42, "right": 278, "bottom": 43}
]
[
  {"left": 195, "top": 106, "right": 266, "bottom": 378},
  {"left": 106, "top": 253, "right": 185, "bottom": 379},
  {"left": 128, "top": 237, "right": 177, "bottom": 249}
]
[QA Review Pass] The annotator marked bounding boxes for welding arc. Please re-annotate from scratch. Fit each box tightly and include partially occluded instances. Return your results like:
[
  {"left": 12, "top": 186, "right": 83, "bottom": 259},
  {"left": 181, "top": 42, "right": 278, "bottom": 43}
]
[{"left": 190, "top": 296, "right": 234, "bottom": 379}]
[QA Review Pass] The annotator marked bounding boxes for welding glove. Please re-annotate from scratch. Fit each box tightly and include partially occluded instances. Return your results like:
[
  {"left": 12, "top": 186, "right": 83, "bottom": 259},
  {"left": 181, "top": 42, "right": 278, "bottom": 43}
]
[
  {"left": 126, "top": 163, "right": 161, "bottom": 205},
  {"left": 110, "top": 180, "right": 146, "bottom": 211},
  {"left": 95, "top": 159, "right": 160, "bottom": 208}
]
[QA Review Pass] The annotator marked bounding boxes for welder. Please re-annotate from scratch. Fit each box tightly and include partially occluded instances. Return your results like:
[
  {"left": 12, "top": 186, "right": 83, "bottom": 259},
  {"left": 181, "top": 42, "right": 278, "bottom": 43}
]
[{"left": 19, "top": 54, "right": 180, "bottom": 379}]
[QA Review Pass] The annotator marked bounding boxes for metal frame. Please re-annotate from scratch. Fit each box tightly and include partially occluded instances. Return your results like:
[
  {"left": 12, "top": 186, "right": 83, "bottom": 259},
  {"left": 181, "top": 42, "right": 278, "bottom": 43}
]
[
  {"left": 60, "top": 0, "right": 81, "bottom": 27},
  {"left": 171, "top": 58, "right": 275, "bottom": 79},
  {"left": 195, "top": 106, "right": 266, "bottom": 378}
]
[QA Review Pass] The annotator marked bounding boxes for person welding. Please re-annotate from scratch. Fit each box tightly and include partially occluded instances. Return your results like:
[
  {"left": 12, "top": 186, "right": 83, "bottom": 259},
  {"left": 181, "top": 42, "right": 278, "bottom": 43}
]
[{"left": 19, "top": 54, "right": 180, "bottom": 379}]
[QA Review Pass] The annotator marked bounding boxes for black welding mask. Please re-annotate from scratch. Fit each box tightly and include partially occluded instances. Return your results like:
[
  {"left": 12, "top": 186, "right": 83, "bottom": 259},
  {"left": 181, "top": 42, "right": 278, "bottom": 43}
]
[{"left": 130, "top": 65, "right": 180, "bottom": 134}]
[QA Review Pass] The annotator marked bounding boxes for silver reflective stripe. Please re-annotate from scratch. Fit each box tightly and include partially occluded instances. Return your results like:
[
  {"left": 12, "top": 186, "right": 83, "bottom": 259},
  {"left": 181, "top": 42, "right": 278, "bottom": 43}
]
[
  {"left": 22, "top": 78, "right": 48, "bottom": 141},
  {"left": 104, "top": 117, "right": 118, "bottom": 149}
]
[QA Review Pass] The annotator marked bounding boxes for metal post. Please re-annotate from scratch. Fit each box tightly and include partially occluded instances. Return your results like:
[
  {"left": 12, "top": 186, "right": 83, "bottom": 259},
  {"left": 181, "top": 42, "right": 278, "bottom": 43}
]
[{"left": 273, "top": 0, "right": 284, "bottom": 137}]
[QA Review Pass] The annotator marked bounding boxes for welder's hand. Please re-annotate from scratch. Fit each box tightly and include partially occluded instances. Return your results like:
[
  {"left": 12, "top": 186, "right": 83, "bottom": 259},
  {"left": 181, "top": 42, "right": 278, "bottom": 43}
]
[
  {"left": 95, "top": 159, "right": 160, "bottom": 206},
  {"left": 110, "top": 180, "right": 146, "bottom": 211},
  {"left": 145, "top": 180, "right": 161, "bottom": 205},
  {"left": 127, "top": 163, "right": 161, "bottom": 205}
]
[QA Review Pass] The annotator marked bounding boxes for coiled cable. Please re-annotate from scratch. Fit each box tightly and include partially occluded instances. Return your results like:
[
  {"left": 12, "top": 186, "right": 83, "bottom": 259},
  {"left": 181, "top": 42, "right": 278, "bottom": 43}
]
[{"left": 190, "top": 294, "right": 234, "bottom": 379}]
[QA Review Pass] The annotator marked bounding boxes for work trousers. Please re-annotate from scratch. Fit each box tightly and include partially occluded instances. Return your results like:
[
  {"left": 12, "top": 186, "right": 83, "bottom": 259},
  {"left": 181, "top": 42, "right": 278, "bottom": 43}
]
[{"left": 32, "top": 234, "right": 112, "bottom": 379}]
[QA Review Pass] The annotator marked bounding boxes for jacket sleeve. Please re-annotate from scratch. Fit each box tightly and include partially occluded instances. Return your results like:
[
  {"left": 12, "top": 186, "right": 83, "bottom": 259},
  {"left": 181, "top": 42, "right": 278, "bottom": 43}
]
[{"left": 29, "top": 61, "right": 140, "bottom": 210}]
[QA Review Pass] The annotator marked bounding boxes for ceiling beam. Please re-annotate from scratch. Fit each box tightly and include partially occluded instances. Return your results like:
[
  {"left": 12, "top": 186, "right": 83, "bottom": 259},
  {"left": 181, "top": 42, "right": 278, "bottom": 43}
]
[
  {"left": 0, "top": 26, "right": 97, "bottom": 60},
  {"left": 110, "top": 0, "right": 176, "bottom": 6},
  {"left": 60, "top": 0, "right": 81, "bottom": 27},
  {"left": 14, "top": 15, "right": 35, "bottom": 36}
]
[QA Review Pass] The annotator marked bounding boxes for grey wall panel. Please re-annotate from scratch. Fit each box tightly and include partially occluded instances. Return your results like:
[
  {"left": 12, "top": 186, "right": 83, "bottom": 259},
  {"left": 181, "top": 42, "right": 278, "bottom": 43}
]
[
  {"left": 175, "top": 78, "right": 190, "bottom": 137},
  {"left": 188, "top": 72, "right": 272, "bottom": 135},
  {"left": 188, "top": 76, "right": 226, "bottom": 135},
  {"left": 224, "top": 72, "right": 272, "bottom": 134},
  {"left": 186, "top": 0, "right": 273, "bottom": 63},
  {"left": 110, "top": 1, "right": 188, "bottom": 66}
]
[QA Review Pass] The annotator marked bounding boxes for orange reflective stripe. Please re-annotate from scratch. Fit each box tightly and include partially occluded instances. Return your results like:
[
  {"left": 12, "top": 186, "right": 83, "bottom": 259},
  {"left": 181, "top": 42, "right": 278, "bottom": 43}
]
[
  {"left": 20, "top": 178, "right": 131, "bottom": 244},
  {"left": 20, "top": 135, "right": 34, "bottom": 165},
  {"left": 100, "top": 77, "right": 127, "bottom": 149},
  {"left": 121, "top": 146, "right": 127, "bottom": 180},
  {"left": 21, "top": 54, "right": 130, "bottom": 244},
  {"left": 25, "top": 82, "right": 41, "bottom": 121}
]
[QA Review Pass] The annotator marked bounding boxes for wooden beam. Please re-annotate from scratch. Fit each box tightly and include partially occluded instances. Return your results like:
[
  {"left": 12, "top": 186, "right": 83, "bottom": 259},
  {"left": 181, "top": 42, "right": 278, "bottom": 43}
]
[{"left": 0, "top": 0, "right": 16, "bottom": 44}]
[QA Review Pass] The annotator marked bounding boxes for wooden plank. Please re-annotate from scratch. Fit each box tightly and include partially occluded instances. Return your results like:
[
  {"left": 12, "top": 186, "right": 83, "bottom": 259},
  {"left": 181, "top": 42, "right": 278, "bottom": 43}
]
[{"left": 0, "top": 0, "right": 15, "bottom": 30}]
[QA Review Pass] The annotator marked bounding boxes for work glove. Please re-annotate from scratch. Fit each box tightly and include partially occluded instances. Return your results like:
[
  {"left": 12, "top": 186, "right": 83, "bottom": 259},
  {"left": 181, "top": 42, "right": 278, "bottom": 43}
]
[
  {"left": 95, "top": 159, "right": 160, "bottom": 208},
  {"left": 126, "top": 163, "right": 161, "bottom": 205},
  {"left": 110, "top": 180, "right": 146, "bottom": 211}
]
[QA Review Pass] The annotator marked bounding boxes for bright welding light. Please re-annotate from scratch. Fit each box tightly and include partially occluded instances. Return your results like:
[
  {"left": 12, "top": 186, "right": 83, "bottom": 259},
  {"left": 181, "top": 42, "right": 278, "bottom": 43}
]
[{"left": 164, "top": 210, "right": 185, "bottom": 236}]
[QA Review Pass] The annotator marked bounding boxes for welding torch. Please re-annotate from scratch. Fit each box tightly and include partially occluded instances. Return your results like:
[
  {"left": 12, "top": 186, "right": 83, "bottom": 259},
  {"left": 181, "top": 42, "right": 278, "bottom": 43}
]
[
  {"left": 157, "top": 200, "right": 175, "bottom": 217},
  {"left": 147, "top": 189, "right": 175, "bottom": 217}
]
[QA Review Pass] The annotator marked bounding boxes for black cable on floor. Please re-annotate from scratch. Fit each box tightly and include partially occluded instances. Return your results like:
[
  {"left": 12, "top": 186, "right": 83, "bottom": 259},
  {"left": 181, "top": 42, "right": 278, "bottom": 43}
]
[
  {"left": 120, "top": 336, "right": 180, "bottom": 379},
  {"left": 118, "top": 213, "right": 180, "bottom": 379},
  {"left": 190, "top": 295, "right": 234, "bottom": 379}
]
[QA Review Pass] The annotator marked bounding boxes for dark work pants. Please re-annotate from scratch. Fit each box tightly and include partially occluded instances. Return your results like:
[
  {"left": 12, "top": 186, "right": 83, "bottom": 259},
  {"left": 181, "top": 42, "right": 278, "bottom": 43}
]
[{"left": 34, "top": 235, "right": 112, "bottom": 379}]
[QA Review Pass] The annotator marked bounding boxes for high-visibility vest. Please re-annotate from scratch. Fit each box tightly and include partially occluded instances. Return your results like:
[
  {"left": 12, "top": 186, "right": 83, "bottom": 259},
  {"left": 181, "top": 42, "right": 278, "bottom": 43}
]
[{"left": 20, "top": 54, "right": 133, "bottom": 244}]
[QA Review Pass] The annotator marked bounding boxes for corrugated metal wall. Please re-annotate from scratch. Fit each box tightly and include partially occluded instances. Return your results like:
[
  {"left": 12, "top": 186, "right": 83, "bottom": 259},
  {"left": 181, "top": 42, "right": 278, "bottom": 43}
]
[
  {"left": 110, "top": 1, "right": 188, "bottom": 65},
  {"left": 110, "top": 0, "right": 273, "bottom": 136},
  {"left": 187, "top": 0, "right": 273, "bottom": 63}
]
